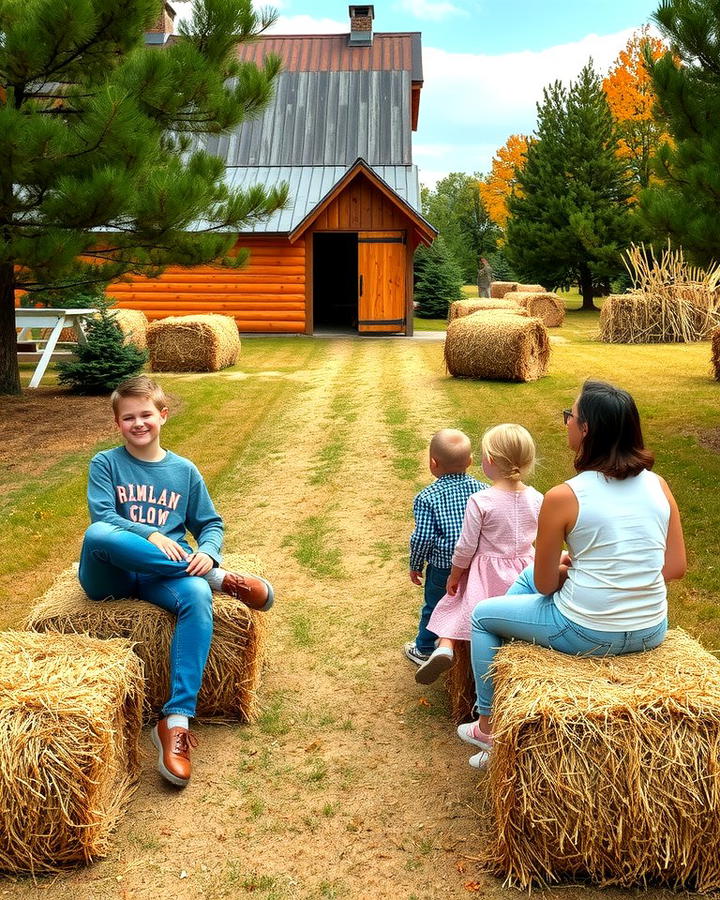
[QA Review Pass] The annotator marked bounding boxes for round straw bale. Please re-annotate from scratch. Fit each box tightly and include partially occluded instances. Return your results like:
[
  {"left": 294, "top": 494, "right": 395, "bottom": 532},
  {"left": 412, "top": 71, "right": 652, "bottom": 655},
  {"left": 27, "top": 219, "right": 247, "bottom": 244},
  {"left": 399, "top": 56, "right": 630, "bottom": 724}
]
[
  {"left": 444, "top": 312, "right": 550, "bottom": 382},
  {"left": 26, "top": 554, "right": 269, "bottom": 723},
  {"left": 111, "top": 308, "right": 149, "bottom": 351},
  {"left": 0, "top": 631, "right": 143, "bottom": 872},
  {"left": 504, "top": 291, "right": 565, "bottom": 327},
  {"left": 490, "top": 281, "right": 519, "bottom": 299},
  {"left": 515, "top": 283, "right": 546, "bottom": 292},
  {"left": 444, "top": 640, "right": 476, "bottom": 723},
  {"left": 482, "top": 629, "right": 720, "bottom": 890},
  {"left": 600, "top": 293, "right": 718, "bottom": 343},
  {"left": 449, "top": 298, "right": 521, "bottom": 320},
  {"left": 713, "top": 326, "right": 720, "bottom": 380},
  {"left": 147, "top": 314, "right": 240, "bottom": 372}
]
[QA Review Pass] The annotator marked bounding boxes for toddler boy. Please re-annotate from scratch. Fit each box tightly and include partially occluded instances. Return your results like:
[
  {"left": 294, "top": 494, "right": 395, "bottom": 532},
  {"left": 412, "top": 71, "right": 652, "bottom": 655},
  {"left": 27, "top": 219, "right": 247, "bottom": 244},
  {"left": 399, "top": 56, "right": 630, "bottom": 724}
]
[
  {"left": 405, "top": 429, "right": 485, "bottom": 665},
  {"left": 78, "top": 375, "right": 273, "bottom": 788}
]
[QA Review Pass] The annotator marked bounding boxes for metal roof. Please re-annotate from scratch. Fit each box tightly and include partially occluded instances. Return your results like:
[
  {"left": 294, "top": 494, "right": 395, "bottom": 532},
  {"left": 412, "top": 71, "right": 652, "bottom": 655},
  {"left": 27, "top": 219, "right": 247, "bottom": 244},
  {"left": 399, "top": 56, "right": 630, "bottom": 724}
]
[
  {"left": 221, "top": 164, "right": 422, "bottom": 233},
  {"left": 197, "top": 70, "right": 411, "bottom": 168},
  {"left": 234, "top": 32, "right": 422, "bottom": 82}
]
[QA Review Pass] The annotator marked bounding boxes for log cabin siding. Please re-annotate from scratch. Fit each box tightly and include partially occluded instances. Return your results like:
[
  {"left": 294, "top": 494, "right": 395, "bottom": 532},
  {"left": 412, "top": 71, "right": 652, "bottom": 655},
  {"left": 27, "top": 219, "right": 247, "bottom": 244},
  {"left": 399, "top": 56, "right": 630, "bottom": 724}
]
[
  {"left": 310, "top": 173, "right": 408, "bottom": 231},
  {"left": 107, "top": 238, "right": 306, "bottom": 333}
]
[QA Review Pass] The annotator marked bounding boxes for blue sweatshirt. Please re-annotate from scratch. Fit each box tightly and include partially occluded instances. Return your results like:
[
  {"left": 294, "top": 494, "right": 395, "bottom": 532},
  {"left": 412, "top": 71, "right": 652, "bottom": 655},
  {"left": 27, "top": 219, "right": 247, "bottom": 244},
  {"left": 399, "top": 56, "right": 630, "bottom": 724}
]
[{"left": 87, "top": 446, "right": 224, "bottom": 563}]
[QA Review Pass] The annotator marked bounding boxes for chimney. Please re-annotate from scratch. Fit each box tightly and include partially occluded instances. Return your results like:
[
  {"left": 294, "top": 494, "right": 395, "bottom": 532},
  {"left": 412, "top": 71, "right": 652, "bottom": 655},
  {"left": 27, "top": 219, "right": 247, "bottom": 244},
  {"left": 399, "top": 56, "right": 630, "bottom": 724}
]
[
  {"left": 145, "top": 1, "right": 176, "bottom": 45},
  {"left": 348, "top": 5, "right": 374, "bottom": 46}
]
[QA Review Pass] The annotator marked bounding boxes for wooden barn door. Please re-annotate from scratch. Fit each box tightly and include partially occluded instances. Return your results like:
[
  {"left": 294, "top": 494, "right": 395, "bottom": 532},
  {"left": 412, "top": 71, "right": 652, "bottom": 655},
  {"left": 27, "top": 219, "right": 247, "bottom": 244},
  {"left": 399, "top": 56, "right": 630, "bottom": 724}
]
[{"left": 357, "top": 231, "right": 406, "bottom": 333}]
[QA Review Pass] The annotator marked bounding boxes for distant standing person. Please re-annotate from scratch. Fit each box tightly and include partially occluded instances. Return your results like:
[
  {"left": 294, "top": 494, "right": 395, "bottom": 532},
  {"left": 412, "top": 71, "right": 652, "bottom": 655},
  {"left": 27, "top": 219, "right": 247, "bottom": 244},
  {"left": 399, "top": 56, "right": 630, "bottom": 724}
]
[{"left": 477, "top": 257, "right": 493, "bottom": 298}]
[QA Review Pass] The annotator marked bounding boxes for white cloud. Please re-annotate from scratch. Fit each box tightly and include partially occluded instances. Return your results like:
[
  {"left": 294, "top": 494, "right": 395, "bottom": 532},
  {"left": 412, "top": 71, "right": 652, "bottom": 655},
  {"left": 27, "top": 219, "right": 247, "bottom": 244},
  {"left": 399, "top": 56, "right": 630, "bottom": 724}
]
[
  {"left": 395, "top": 0, "right": 465, "bottom": 22},
  {"left": 415, "top": 27, "right": 645, "bottom": 183},
  {"left": 268, "top": 14, "right": 348, "bottom": 34}
]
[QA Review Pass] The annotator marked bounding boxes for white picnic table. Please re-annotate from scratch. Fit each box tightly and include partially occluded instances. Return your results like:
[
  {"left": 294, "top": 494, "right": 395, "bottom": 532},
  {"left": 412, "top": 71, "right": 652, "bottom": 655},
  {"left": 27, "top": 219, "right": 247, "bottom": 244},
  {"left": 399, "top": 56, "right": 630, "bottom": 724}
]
[{"left": 16, "top": 307, "right": 97, "bottom": 388}]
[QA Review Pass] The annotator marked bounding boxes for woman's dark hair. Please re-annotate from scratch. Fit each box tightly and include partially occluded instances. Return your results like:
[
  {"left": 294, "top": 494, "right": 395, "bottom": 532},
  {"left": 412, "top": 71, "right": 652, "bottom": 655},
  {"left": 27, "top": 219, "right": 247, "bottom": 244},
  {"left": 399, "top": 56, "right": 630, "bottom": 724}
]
[{"left": 574, "top": 380, "right": 654, "bottom": 479}]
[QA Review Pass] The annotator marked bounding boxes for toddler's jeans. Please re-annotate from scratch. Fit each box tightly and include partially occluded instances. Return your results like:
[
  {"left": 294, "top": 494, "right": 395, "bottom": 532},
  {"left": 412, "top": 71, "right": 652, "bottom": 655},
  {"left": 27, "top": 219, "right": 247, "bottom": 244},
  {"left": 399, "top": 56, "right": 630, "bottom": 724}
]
[{"left": 415, "top": 564, "right": 451, "bottom": 655}]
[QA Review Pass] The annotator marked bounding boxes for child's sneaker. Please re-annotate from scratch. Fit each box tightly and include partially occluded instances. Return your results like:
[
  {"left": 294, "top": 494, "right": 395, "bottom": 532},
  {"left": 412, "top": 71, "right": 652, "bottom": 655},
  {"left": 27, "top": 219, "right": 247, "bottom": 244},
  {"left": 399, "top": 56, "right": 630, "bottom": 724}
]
[
  {"left": 456, "top": 720, "right": 494, "bottom": 750},
  {"left": 469, "top": 750, "right": 490, "bottom": 769},
  {"left": 404, "top": 641, "right": 431, "bottom": 666},
  {"left": 415, "top": 646, "right": 454, "bottom": 684}
]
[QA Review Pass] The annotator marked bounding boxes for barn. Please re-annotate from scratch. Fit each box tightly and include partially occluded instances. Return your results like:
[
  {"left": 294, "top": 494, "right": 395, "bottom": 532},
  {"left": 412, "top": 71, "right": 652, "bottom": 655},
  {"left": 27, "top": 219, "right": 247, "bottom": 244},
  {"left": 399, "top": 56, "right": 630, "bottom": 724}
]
[{"left": 106, "top": 5, "right": 436, "bottom": 336}]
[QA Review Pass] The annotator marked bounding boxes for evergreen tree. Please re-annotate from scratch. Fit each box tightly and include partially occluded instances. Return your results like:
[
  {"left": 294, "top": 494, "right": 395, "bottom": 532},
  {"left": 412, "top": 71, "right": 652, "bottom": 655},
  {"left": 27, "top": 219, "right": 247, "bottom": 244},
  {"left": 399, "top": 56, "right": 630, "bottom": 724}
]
[
  {"left": 422, "top": 173, "right": 499, "bottom": 282},
  {"left": 506, "top": 63, "right": 634, "bottom": 310},
  {"left": 414, "top": 238, "right": 463, "bottom": 319},
  {"left": 0, "top": 0, "right": 287, "bottom": 394},
  {"left": 57, "top": 304, "right": 147, "bottom": 393},
  {"left": 640, "top": 0, "right": 720, "bottom": 265}
]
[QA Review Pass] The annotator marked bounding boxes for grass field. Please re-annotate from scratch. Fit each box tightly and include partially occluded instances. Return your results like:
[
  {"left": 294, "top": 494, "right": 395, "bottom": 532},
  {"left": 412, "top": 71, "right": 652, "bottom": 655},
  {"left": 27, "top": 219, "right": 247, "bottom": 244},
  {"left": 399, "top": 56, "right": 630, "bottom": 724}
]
[{"left": 2, "top": 313, "right": 719, "bottom": 898}]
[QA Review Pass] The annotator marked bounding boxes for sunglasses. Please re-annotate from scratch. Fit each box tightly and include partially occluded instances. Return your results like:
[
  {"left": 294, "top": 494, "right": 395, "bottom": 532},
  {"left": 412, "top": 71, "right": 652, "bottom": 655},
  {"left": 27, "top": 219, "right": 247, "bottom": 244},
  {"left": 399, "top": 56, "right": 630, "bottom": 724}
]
[{"left": 562, "top": 409, "right": 575, "bottom": 425}]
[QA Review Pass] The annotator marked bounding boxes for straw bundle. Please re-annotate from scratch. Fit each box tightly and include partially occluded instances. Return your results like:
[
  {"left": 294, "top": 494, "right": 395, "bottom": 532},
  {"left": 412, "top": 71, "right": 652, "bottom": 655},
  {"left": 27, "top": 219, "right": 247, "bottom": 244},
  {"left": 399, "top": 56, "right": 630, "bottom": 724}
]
[
  {"left": 490, "top": 282, "right": 519, "bottom": 299},
  {"left": 26, "top": 554, "right": 269, "bottom": 723},
  {"left": 0, "top": 631, "right": 143, "bottom": 873},
  {"left": 444, "top": 312, "right": 550, "bottom": 382},
  {"left": 504, "top": 291, "right": 565, "bottom": 327},
  {"left": 600, "top": 293, "right": 719, "bottom": 343},
  {"left": 713, "top": 327, "right": 720, "bottom": 380},
  {"left": 445, "top": 640, "right": 476, "bottom": 724},
  {"left": 449, "top": 298, "right": 521, "bottom": 320},
  {"left": 111, "top": 309, "right": 149, "bottom": 351},
  {"left": 481, "top": 629, "right": 720, "bottom": 890},
  {"left": 147, "top": 314, "right": 240, "bottom": 372},
  {"left": 515, "top": 284, "right": 545, "bottom": 293}
]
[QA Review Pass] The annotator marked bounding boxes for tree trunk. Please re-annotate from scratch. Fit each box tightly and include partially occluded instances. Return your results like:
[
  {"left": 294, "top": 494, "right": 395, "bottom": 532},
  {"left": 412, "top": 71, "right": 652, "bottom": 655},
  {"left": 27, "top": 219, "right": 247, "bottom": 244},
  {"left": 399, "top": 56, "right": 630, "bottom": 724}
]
[
  {"left": 0, "top": 262, "right": 21, "bottom": 395},
  {"left": 578, "top": 264, "right": 598, "bottom": 312}
]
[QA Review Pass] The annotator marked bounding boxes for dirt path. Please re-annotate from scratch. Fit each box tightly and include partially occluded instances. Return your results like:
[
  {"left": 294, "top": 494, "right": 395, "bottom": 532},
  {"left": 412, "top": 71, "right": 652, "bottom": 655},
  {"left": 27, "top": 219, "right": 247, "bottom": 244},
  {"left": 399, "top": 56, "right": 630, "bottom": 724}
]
[{"left": 6, "top": 341, "right": 621, "bottom": 900}]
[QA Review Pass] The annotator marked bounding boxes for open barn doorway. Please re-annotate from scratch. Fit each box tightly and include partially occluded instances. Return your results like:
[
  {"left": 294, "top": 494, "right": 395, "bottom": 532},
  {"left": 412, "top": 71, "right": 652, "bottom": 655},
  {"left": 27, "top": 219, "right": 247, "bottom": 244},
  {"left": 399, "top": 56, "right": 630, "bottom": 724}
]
[{"left": 313, "top": 233, "right": 358, "bottom": 332}]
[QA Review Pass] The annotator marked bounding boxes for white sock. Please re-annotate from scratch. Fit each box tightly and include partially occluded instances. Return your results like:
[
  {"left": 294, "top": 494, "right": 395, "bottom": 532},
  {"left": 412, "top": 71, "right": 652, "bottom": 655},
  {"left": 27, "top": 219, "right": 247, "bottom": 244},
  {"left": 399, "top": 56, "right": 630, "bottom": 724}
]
[
  {"left": 204, "top": 567, "right": 227, "bottom": 591},
  {"left": 433, "top": 646, "right": 454, "bottom": 657},
  {"left": 166, "top": 714, "right": 189, "bottom": 730}
]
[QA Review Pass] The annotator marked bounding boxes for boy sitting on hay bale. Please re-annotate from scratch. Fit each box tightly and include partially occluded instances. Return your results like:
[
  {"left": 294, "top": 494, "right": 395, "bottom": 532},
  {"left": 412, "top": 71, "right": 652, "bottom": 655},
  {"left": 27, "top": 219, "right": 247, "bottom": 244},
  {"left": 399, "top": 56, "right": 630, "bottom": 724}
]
[{"left": 78, "top": 375, "right": 274, "bottom": 788}]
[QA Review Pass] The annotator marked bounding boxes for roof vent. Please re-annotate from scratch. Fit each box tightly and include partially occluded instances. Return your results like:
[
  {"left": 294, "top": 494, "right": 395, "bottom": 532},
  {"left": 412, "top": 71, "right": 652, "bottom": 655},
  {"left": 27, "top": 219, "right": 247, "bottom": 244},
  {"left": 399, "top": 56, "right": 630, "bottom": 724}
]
[
  {"left": 348, "top": 5, "right": 374, "bottom": 46},
  {"left": 145, "top": 1, "right": 176, "bottom": 45}
]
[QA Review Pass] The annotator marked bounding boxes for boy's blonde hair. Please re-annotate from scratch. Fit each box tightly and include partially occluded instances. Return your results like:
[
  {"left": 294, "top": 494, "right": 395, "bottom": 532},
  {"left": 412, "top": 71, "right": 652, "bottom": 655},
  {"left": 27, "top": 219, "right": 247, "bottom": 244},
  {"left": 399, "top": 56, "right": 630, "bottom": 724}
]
[
  {"left": 430, "top": 428, "right": 472, "bottom": 473},
  {"left": 111, "top": 375, "right": 167, "bottom": 415},
  {"left": 481, "top": 423, "right": 536, "bottom": 481}
]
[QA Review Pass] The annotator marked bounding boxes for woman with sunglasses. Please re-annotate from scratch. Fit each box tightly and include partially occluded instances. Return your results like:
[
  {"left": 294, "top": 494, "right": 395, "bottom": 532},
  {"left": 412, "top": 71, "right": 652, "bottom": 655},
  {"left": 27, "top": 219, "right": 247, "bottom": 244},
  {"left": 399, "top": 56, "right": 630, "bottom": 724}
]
[{"left": 458, "top": 379, "right": 687, "bottom": 768}]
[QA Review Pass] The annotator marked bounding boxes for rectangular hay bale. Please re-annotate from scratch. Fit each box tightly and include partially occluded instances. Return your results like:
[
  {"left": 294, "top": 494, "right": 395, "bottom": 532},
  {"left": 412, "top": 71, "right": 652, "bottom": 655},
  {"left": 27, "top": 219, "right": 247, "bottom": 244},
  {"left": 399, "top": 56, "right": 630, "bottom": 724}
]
[
  {"left": 0, "top": 631, "right": 143, "bottom": 873},
  {"left": 490, "top": 282, "right": 519, "bottom": 299},
  {"left": 482, "top": 629, "right": 720, "bottom": 890},
  {"left": 147, "top": 313, "right": 240, "bottom": 372},
  {"left": 26, "top": 553, "right": 269, "bottom": 723},
  {"left": 449, "top": 298, "right": 521, "bottom": 320}
]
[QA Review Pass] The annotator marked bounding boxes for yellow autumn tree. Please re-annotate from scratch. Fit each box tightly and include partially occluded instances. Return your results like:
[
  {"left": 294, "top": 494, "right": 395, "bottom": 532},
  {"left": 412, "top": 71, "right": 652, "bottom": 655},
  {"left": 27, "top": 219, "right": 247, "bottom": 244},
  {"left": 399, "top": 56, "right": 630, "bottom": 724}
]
[
  {"left": 478, "top": 134, "right": 530, "bottom": 229},
  {"left": 602, "top": 28, "right": 670, "bottom": 194}
]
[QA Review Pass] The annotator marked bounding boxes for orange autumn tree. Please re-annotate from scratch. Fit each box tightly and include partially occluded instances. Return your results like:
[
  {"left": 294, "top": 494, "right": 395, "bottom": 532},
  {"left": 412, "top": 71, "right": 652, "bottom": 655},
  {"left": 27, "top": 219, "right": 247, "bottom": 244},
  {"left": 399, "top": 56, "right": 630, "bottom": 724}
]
[
  {"left": 603, "top": 29, "right": 670, "bottom": 195},
  {"left": 478, "top": 134, "right": 530, "bottom": 230}
]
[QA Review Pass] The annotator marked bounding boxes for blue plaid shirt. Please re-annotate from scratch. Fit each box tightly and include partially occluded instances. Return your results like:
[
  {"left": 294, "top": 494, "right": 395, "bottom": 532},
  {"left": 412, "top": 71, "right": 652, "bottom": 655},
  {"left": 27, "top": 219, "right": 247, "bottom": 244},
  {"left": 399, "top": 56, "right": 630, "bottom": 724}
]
[{"left": 409, "top": 473, "right": 486, "bottom": 572}]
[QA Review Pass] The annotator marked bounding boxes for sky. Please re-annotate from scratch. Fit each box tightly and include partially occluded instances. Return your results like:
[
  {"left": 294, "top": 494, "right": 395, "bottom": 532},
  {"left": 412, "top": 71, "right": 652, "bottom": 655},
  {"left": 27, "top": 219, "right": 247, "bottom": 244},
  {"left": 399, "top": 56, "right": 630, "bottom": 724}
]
[{"left": 172, "top": 0, "right": 662, "bottom": 187}]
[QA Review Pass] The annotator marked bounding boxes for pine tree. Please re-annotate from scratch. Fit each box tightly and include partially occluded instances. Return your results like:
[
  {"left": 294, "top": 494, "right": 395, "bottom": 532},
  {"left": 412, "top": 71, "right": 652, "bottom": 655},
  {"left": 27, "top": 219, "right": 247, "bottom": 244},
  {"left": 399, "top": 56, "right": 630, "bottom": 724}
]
[
  {"left": 414, "top": 238, "right": 463, "bottom": 319},
  {"left": 0, "top": 0, "right": 287, "bottom": 394},
  {"left": 639, "top": 0, "right": 720, "bottom": 265},
  {"left": 506, "top": 63, "right": 634, "bottom": 310},
  {"left": 57, "top": 304, "right": 147, "bottom": 393}
]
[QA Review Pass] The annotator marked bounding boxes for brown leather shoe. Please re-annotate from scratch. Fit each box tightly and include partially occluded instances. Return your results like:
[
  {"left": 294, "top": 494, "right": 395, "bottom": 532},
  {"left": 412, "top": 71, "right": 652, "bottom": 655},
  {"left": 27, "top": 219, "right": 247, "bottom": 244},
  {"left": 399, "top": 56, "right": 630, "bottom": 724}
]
[
  {"left": 221, "top": 572, "right": 274, "bottom": 611},
  {"left": 151, "top": 718, "right": 198, "bottom": 787}
]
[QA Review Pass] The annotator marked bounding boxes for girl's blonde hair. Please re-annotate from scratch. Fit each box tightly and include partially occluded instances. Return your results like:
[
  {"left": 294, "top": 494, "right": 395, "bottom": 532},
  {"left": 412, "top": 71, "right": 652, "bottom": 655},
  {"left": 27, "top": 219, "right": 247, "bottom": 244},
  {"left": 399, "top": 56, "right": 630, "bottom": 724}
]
[{"left": 481, "top": 423, "right": 536, "bottom": 481}]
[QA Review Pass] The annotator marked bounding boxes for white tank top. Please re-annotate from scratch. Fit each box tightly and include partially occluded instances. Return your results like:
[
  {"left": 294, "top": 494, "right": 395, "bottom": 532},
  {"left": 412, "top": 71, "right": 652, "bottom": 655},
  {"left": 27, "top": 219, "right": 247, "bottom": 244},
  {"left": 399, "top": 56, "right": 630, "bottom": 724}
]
[{"left": 553, "top": 469, "right": 670, "bottom": 631}]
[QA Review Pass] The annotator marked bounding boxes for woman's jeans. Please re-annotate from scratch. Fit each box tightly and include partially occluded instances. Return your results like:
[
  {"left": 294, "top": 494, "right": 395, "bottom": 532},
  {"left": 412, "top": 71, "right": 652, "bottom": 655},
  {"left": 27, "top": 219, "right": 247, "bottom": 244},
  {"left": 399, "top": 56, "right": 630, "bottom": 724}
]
[
  {"left": 78, "top": 522, "right": 213, "bottom": 718},
  {"left": 470, "top": 566, "right": 667, "bottom": 716}
]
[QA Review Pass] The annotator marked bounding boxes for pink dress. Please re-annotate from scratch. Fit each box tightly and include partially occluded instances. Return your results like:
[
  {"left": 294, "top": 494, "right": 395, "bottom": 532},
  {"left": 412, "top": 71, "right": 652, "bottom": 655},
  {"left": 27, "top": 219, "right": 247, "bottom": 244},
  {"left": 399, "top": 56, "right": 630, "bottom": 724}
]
[{"left": 428, "top": 485, "right": 543, "bottom": 641}]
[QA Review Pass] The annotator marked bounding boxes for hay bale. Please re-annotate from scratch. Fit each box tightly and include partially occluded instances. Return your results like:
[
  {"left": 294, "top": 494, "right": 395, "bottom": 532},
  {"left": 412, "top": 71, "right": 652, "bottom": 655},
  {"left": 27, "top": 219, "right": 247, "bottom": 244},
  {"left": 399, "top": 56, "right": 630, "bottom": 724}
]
[
  {"left": 444, "top": 312, "right": 550, "bottom": 382},
  {"left": 445, "top": 640, "right": 476, "bottom": 724},
  {"left": 26, "top": 553, "right": 268, "bottom": 723},
  {"left": 449, "top": 298, "right": 521, "bottom": 320},
  {"left": 111, "top": 308, "right": 149, "bottom": 351},
  {"left": 147, "top": 314, "right": 240, "bottom": 372},
  {"left": 515, "top": 283, "right": 546, "bottom": 293},
  {"left": 713, "top": 326, "right": 720, "bottom": 380},
  {"left": 503, "top": 291, "right": 565, "bottom": 327},
  {"left": 490, "top": 282, "right": 519, "bottom": 299},
  {"left": 0, "top": 631, "right": 143, "bottom": 873},
  {"left": 600, "top": 293, "right": 719, "bottom": 344},
  {"left": 482, "top": 629, "right": 720, "bottom": 890}
]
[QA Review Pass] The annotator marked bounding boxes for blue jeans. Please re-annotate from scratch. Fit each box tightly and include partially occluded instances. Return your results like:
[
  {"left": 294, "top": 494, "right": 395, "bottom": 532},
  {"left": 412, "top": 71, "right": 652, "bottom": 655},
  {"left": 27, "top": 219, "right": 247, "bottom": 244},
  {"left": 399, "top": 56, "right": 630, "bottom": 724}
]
[
  {"left": 415, "top": 564, "right": 450, "bottom": 654},
  {"left": 470, "top": 566, "right": 667, "bottom": 716},
  {"left": 78, "top": 522, "right": 213, "bottom": 718}
]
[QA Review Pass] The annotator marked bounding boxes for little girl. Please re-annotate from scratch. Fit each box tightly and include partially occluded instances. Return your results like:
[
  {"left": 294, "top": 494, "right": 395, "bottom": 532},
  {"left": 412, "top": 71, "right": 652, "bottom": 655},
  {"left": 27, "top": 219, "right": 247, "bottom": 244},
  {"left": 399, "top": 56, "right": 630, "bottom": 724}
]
[{"left": 415, "top": 423, "right": 542, "bottom": 685}]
